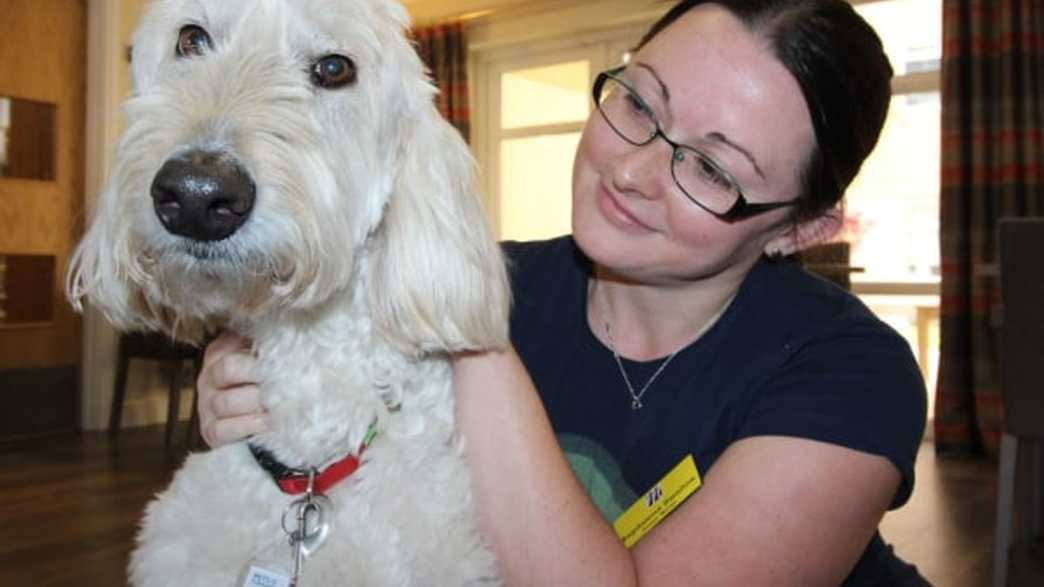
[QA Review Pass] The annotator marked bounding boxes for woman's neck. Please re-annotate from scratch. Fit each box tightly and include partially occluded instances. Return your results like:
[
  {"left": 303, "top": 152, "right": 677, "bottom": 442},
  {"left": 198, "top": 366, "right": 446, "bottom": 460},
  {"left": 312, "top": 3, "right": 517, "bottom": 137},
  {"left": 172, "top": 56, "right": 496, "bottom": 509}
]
[{"left": 587, "top": 267, "right": 742, "bottom": 361}]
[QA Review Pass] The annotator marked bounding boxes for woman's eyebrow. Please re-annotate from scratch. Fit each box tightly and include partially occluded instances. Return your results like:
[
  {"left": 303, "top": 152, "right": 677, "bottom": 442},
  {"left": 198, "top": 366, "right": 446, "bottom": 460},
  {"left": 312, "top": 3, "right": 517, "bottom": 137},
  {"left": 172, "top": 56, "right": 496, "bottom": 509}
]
[
  {"left": 635, "top": 62, "right": 670, "bottom": 102},
  {"left": 634, "top": 61, "right": 765, "bottom": 180},
  {"left": 709, "top": 131, "right": 766, "bottom": 180}
]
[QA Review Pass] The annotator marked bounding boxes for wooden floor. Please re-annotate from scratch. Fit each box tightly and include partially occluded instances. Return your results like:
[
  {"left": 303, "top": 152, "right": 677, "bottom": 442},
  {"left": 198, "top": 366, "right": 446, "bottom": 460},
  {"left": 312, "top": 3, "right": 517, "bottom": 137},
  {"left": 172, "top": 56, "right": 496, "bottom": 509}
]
[
  {"left": 881, "top": 445, "right": 1044, "bottom": 586},
  {"left": 0, "top": 427, "right": 1042, "bottom": 586},
  {"left": 0, "top": 426, "right": 187, "bottom": 586}
]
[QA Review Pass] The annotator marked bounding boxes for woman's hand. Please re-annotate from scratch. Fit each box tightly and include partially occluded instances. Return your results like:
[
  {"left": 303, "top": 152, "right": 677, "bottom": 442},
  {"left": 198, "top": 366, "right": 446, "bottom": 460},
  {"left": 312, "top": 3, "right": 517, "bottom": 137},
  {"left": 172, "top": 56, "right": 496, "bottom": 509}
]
[{"left": 196, "top": 331, "right": 270, "bottom": 447}]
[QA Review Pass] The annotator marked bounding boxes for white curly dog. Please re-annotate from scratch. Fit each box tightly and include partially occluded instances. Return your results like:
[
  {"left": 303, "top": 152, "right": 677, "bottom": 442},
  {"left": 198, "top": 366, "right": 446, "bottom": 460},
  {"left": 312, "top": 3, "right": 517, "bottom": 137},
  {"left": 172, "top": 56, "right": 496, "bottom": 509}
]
[{"left": 68, "top": 0, "right": 508, "bottom": 584}]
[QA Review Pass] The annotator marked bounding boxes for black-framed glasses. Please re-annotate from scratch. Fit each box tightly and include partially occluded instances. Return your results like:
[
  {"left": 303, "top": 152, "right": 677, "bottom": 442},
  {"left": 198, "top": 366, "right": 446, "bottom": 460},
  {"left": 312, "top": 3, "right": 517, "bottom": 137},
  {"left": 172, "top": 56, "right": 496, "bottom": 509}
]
[{"left": 593, "top": 67, "right": 800, "bottom": 221}]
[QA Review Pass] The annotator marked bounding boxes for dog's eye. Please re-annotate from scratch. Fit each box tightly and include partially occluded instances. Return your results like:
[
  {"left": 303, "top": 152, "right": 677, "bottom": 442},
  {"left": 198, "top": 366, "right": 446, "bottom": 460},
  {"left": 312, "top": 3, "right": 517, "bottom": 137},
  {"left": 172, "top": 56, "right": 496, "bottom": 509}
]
[
  {"left": 176, "top": 25, "right": 213, "bottom": 58},
  {"left": 311, "top": 55, "right": 357, "bottom": 89}
]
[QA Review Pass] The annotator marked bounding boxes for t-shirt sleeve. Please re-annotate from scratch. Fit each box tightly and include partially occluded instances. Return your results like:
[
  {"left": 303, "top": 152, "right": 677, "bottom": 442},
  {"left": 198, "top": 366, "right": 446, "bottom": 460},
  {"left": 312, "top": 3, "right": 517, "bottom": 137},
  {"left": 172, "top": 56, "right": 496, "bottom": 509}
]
[{"left": 736, "top": 320, "right": 928, "bottom": 508}]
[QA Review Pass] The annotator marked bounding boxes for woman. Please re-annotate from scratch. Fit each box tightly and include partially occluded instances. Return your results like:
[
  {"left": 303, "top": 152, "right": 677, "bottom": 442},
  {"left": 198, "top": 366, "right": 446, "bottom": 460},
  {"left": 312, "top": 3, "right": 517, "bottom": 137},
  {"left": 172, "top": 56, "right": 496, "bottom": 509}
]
[{"left": 199, "top": 1, "right": 929, "bottom": 584}]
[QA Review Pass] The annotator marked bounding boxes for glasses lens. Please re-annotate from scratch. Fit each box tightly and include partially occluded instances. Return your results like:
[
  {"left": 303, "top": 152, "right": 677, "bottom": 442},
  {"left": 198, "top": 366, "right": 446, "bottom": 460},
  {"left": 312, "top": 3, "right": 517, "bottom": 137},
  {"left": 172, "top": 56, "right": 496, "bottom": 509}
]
[
  {"left": 597, "top": 76, "right": 656, "bottom": 145},
  {"left": 671, "top": 147, "right": 741, "bottom": 215}
]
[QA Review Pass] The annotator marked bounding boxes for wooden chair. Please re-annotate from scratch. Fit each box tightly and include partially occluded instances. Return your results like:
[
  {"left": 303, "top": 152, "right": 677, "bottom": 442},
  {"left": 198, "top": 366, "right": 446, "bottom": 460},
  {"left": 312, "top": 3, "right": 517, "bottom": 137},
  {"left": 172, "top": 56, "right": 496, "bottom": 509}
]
[
  {"left": 993, "top": 217, "right": 1044, "bottom": 587},
  {"left": 797, "top": 241, "right": 858, "bottom": 290},
  {"left": 110, "top": 331, "right": 203, "bottom": 447}
]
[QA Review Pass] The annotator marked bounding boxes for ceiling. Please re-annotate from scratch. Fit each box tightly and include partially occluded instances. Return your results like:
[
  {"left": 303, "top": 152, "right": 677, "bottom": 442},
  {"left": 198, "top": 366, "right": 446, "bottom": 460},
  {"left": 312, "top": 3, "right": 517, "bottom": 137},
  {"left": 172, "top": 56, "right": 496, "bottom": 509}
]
[{"left": 402, "top": 0, "right": 592, "bottom": 24}]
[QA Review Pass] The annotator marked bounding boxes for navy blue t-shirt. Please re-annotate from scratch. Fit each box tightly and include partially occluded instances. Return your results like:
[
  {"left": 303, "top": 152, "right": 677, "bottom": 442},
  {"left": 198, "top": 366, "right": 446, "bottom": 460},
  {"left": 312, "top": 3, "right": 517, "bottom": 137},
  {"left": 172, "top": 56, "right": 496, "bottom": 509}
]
[{"left": 504, "top": 236, "right": 928, "bottom": 586}]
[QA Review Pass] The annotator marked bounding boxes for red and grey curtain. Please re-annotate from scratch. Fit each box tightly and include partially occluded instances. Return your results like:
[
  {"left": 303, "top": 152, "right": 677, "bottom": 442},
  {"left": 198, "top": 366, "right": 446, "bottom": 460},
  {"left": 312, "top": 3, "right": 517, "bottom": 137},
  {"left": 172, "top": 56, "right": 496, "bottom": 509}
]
[
  {"left": 936, "top": 0, "right": 1044, "bottom": 456},
  {"left": 412, "top": 20, "right": 471, "bottom": 142}
]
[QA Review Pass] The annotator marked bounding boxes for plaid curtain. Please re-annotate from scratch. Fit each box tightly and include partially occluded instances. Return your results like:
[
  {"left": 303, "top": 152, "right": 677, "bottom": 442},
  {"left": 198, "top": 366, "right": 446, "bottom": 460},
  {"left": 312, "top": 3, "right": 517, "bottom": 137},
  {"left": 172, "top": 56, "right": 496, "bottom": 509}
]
[
  {"left": 412, "top": 20, "right": 471, "bottom": 142},
  {"left": 936, "top": 0, "right": 1044, "bottom": 457}
]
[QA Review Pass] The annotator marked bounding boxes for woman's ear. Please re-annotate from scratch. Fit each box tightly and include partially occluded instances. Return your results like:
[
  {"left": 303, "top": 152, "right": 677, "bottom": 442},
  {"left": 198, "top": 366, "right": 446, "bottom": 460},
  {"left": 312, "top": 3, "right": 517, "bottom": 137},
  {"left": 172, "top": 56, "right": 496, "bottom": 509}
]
[{"left": 763, "top": 207, "right": 843, "bottom": 257}]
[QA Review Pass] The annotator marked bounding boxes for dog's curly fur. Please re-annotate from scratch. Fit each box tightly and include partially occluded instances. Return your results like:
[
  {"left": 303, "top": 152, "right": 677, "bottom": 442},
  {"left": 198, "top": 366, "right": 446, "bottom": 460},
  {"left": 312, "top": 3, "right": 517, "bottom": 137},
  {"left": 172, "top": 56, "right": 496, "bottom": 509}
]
[{"left": 67, "top": 0, "right": 508, "bottom": 584}]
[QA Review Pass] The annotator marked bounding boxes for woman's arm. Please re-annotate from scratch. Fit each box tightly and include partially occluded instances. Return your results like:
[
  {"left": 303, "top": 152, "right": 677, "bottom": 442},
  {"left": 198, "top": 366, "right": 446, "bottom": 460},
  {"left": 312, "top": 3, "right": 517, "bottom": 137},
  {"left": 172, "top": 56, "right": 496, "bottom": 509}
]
[
  {"left": 453, "top": 348, "right": 900, "bottom": 586},
  {"left": 453, "top": 349, "right": 638, "bottom": 586},
  {"left": 633, "top": 436, "right": 898, "bottom": 586}
]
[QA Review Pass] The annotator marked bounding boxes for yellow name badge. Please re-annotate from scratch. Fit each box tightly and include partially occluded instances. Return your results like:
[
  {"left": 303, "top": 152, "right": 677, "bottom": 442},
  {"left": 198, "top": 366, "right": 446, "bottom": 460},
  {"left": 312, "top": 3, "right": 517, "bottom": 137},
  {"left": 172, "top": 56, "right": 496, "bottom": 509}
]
[{"left": 613, "top": 454, "right": 702, "bottom": 548}]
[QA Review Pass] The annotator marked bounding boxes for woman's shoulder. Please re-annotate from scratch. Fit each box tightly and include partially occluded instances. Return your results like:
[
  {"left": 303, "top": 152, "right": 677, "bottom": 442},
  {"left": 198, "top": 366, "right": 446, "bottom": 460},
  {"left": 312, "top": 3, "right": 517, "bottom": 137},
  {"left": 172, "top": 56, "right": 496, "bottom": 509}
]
[
  {"left": 722, "top": 258, "right": 923, "bottom": 403},
  {"left": 501, "top": 236, "right": 583, "bottom": 271},
  {"left": 501, "top": 236, "right": 589, "bottom": 295},
  {"left": 731, "top": 258, "right": 927, "bottom": 507},
  {"left": 741, "top": 258, "right": 895, "bottom": 342},
  {"left": 500, "top": 236, "right": 589, "bottom": 345}
]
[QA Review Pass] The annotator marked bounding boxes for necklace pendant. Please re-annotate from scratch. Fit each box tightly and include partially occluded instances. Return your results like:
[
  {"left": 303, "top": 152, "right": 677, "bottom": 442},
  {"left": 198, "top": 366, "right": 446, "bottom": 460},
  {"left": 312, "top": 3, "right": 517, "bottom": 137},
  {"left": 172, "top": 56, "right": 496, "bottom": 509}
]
[{"left": 631, "top": 398, "right": 642, "bottom": 410}]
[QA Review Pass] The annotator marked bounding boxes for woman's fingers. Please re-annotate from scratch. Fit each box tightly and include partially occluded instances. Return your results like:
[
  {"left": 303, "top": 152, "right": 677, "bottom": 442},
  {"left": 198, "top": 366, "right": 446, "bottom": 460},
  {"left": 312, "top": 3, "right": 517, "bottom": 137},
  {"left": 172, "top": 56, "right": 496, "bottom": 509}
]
[
  {"left": 201, "top": 409, "right": 270, "bottom": 448},
  {"left": 199, "top": 384, "right": 269, "bottom": 448},
  {"left": 211, "top": 383, "right": 263, "bottom": 418},
  {"left": 198, "top": 333, "right": 251, "bottom": 394},
  {"left": 202, "top": 331, "right": 251, "bottom": 371},
  {"left": 208, "top": 350, "right": 260, "bottom": 389},
  {"left": 196, "top": 331, "right": 268, "bottom": 448}
]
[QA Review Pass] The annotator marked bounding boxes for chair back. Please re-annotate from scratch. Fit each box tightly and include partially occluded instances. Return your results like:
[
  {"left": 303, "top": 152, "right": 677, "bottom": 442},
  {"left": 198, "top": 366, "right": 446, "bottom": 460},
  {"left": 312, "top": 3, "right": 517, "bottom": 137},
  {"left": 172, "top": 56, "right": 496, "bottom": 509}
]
[
  {"left": 999, "top": 217, "right": 1044, "bottom": 437},
  {"left": 798, "top": 241, "right": 853, "bottom": 290},
  {"left": 120, "top": 331, "right": 200, "bottom": 361}
]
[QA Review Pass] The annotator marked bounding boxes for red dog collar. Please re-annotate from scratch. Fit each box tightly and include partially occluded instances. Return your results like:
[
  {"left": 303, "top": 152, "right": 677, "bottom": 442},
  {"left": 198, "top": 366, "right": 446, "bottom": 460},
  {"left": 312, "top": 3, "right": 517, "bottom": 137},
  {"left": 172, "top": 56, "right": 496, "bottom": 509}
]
[{"left": 248, "top": 424, "right": 377, "bottom": 495}]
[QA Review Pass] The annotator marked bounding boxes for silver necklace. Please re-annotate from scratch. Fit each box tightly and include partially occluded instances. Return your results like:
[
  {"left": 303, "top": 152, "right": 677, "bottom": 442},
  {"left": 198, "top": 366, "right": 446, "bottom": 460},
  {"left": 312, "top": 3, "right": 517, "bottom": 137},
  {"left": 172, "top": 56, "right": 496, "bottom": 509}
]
[
  {"left": 602, "top": 317, "right": 681, "bottom": 410},
  {"left": 597, "top": 284, "right": 734, "bottom": 410}
]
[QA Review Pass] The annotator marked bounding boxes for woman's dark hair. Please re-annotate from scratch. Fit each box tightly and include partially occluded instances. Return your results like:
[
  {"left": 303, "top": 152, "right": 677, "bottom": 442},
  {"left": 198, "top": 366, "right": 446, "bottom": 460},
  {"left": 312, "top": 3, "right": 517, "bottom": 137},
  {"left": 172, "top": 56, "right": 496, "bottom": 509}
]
[{"left": 638, "top": 0, "right": 893, "bottom": 221}]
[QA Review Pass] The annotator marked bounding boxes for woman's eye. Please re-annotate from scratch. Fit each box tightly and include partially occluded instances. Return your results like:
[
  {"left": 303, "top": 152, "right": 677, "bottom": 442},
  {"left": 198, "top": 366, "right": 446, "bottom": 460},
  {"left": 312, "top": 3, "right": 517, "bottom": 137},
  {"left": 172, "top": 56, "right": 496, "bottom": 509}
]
[
  {"left": 311, "top": 55, "right": 357, "bottom": 89},
  {"left": 624, "top": 91, "right": 654, "bottom": 119},
  {"left": 695, "top": 154, "right": 733, "bottom": 189},
  {"left": 176, "top": 25, "right": 212, "bottom": 58}
]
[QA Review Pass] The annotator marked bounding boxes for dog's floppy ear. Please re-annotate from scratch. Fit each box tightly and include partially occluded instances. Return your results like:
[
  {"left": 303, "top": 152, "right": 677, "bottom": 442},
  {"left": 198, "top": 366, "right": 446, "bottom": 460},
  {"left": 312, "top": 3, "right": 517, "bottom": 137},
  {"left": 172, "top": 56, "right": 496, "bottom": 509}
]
[
  {"left": 66, "top": 182, "right": 207, "bottom": 343},
  {"left": 66, "top": 185, "right": 140, "bottom": 329},
  {"left": 368, "top": 104, "right": 509, "bottom": 353}
]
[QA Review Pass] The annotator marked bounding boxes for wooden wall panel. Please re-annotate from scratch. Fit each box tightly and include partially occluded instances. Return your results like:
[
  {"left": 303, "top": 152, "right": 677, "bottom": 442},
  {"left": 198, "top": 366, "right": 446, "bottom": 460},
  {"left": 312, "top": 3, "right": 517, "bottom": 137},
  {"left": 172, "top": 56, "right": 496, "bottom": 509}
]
[
  {"left": 0, "top": 0, "right": 87, "bottom": 435},
  {"left": 5, "top": 99, "right": 57, "bottom": 181}
]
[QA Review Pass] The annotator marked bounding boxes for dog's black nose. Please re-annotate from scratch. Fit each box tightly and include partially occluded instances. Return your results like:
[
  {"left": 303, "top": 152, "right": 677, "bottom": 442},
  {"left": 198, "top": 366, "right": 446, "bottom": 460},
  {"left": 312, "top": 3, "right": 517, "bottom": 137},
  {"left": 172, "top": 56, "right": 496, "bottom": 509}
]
[{"left": 151, "top": 151, "right": 256, "bottom": 242}]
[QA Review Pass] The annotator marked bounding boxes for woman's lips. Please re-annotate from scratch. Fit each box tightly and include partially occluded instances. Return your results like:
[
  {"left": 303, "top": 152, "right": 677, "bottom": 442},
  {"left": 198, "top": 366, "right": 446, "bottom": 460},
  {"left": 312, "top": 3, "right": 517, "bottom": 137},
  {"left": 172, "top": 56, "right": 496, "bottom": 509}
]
[{"left": 596, "top": 184, "right": 654, "bottom": 233}]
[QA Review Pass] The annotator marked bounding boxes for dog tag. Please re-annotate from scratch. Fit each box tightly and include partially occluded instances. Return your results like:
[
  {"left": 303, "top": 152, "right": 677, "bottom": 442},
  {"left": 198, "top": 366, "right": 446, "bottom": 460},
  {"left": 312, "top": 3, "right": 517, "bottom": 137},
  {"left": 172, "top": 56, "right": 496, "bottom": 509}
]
[
  {"left": 277, "top": 489, "right": 334, "bottom": 585},
  {"left": 281, "top": 493, "right": 333, "bottom": 558},
  {"left": 241, "top": 564, "right": 293, "bottom": 587},
  {"left": 237, "top": 537, "right": 295, "bottom": 587}
]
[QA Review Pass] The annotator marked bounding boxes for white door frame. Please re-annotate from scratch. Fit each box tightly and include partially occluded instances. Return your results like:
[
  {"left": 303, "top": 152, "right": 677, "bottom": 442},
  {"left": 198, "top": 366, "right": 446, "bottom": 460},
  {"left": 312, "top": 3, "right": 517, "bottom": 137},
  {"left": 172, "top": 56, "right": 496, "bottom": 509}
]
[{"left": 81, "top": 0, "right": 130, "bottom": 430}]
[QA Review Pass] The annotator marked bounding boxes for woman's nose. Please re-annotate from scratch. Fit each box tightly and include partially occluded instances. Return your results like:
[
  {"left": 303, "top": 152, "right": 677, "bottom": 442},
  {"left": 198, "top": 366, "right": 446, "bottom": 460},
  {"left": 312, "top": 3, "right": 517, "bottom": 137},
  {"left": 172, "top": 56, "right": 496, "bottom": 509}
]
[{"left": 611, "top": 139, "right": 675, "bottom": 200}]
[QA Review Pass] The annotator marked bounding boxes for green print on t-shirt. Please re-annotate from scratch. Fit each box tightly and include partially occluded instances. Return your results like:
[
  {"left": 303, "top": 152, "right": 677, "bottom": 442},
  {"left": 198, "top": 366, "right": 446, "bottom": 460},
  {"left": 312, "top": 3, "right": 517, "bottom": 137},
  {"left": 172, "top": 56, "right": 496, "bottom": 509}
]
[{"left": 558, "top": 433, "right": 638, "bottom": 522}]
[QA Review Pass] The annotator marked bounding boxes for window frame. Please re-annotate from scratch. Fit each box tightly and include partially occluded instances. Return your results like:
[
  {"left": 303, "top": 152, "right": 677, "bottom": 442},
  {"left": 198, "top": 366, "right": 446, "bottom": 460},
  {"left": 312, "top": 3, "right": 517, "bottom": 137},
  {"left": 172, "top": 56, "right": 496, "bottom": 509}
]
[{"left": 471, "top": 23, "right": 653, "bottom": 237}]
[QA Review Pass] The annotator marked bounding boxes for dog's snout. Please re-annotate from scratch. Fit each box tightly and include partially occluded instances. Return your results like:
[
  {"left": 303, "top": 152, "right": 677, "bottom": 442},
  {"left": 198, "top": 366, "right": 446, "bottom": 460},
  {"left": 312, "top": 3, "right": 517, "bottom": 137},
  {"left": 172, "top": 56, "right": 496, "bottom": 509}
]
[{"left": 151, "top": 151, "right": 256, "bottom": 242}]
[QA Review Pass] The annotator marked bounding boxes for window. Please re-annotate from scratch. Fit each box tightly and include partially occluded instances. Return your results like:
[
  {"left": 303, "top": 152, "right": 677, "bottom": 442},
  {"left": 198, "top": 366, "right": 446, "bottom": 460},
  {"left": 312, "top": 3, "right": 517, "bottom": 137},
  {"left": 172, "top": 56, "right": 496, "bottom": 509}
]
[
  {"left": 848, "top": 0, "right": 942, "bottom": 412},
  {"left": 474, "top": 25, "right": 649, "bottom": 241},
  {"left": 847, "top": 0, "right": 942, "bottom": 283},
  {"left": 497, "top": 60, "right": 588, "bottom": 240}
]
